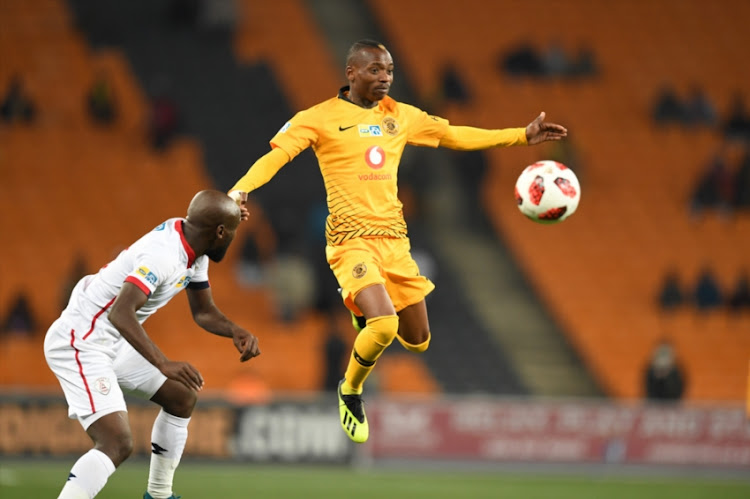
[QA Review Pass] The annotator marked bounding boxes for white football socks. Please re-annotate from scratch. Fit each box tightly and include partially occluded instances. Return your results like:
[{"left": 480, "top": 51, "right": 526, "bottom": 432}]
[
  {"left": 58, "top": 449, "right": 116, "bottom": 499},
  {"left": 147, "top": 409, "right": 191, "bottom": 499}
]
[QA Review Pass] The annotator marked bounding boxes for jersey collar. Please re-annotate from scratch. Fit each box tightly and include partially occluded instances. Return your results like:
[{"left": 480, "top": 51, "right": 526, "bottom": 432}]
[
  {"left": 337, "top": 86, "right": 396, "bottom": 112},
  {"left": 175, "top": 219, "right": 197, "bottom": 268}
]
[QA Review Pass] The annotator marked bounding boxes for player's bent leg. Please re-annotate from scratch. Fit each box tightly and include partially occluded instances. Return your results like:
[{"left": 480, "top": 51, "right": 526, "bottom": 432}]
[
  {"left": 396, "top": 332, "right": 431, "bottom": 353},
  {"left": 86, "top": 411, "right": 134, "bottom": 467},
  {"left": 343, "top": 315, "right": 399, "bottom": 393},
  {"left": 150, "top": 379, "right": 197, "bottom": 418},
  {"left": 396, "top": 299, "right": 431, "bottom": 347},
  {"left": 145, "top": 380, "right": 195, "bottom": 499},
  {"left": 58, "top": 412, "right": 131, "bottom": 498}
]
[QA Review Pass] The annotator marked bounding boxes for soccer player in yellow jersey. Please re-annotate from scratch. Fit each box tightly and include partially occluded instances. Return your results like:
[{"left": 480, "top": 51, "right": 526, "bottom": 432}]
[{"left": 230, "top": 40, "right": 567, "bottom": 443}]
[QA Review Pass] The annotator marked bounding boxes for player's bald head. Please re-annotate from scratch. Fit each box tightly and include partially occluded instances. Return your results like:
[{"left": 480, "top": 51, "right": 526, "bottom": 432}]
[
  {"left": 346, "top": 39, "right": 389, "bottom": 67},
  {"left": 186, "top": 190, "right": 240, "bottom": 230}
]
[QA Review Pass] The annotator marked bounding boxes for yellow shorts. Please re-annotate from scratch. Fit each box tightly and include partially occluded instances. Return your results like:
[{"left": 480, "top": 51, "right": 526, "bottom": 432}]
[{"left": 326, "top": 237, "right": 435, "bottom": 316}]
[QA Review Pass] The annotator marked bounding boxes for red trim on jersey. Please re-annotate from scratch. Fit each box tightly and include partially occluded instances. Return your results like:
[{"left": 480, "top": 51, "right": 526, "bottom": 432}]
[
  {"left": 70, "top": 329, "right": 96, "bottom": 413},
  {"left": 124, "top": 276, "right": 152, "bottom": 297},
  {"left": 175, "top": 220, "right": 196, "bottom": 268},
  {"left": 82, "top": 297, "right": 116, "bottom": 340}
]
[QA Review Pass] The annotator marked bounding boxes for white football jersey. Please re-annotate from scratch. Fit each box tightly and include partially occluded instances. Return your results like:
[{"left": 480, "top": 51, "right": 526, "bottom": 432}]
[{"left": 62, "top": 218, "right": 209, "bottom": 343}]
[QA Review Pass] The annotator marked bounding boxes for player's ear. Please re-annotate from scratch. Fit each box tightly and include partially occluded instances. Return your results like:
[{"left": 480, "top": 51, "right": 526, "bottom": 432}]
[{"left": 216, "top": 225, "right": 225, "bottom": 238}]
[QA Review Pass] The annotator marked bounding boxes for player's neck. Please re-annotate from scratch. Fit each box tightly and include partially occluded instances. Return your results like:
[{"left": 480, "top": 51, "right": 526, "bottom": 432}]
[
  {"left": 347, "top": 92, "right": 379, "bottom": 109},
  {"left": 181, "top": 221, "right": 205, "bottom": 257}
]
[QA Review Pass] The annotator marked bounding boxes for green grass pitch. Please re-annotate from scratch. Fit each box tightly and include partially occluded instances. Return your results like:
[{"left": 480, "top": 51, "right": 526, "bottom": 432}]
[{"left": 1, "top": 460, "right": 748, "bottom": 498}]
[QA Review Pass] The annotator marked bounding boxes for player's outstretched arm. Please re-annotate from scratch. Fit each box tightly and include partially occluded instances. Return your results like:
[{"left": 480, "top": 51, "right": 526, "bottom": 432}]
[
  {"left": 110, "top": 282, "right": 204, "bottom": 391},
  {"left": 525, "top": 111, "right": 567, "bottom": 145},
  {"left": 229, "top": 148, "right": 291, "bottom": 221},
  {"left": 186, "top": 287, "right": 260, "bottom": 362}
]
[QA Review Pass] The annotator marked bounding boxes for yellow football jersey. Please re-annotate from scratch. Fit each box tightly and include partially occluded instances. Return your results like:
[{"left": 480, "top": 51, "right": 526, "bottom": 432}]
[{"left": 269, "top": 87, "right": 450, "bottom": 245}]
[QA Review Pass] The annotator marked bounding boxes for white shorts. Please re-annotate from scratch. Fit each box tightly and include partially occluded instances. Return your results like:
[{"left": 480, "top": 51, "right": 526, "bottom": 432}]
[{"left": 44, "top": 317, "right": 167, "bottom": 430}]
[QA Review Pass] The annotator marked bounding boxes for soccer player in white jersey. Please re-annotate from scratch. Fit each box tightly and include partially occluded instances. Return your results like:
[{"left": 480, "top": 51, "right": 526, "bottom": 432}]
[{"left": 44, "top": 190, "right": 260, "bottom": 499}]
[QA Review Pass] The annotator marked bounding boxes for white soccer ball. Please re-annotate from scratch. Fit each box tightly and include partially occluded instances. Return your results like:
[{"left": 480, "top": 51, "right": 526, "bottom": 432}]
[{"left": 515, "top": 160, "right": 580, "bottom": 224}]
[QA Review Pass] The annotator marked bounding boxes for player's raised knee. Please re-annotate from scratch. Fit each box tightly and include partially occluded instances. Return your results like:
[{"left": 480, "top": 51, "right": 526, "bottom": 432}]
[{"left": 397, "top": 332, "right": 431, "bottom": 353}]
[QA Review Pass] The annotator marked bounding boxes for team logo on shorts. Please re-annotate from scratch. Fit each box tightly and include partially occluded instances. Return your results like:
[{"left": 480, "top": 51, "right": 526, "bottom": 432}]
[
  {"left": 382, "top": 117, "right": 399, "bottom": 136},
  {"left": 95, "top": 377, "right": 111, "bottom": 395},
  {"left": 352, "top": 263, "right": 367, "bottom": 279}
]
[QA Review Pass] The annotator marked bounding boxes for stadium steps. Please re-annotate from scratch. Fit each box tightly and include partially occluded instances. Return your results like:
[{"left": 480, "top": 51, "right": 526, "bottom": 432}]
[
  {"left": 432, "top": 228, "right": 602, "bottom": 397},
  {"left": 371, "top": 0, "right": 750, "bottom": 401}
]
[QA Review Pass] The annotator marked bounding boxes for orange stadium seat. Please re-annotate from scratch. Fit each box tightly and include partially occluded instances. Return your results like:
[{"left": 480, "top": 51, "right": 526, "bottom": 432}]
[{"left": 370, "top": 0, "right": 750, "bottom": 401}]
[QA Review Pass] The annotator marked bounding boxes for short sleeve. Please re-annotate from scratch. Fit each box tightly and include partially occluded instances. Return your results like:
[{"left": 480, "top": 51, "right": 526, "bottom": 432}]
[
  {"left": 124, "top": 259, "right": 167, "bottom": 297},
  {"left": 187, "top": 256, "right": 210, "bottom": 290},
  {"left": 269, "top": 109, "right": 319, "bottom": 160},
  {"left": 405, "top": 106, "right": 450, "bottom": 148}
]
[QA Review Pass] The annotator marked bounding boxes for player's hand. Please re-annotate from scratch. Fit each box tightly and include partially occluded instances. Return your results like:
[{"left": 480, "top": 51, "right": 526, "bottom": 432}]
[
  {"left": 228, "top": 190, "right": 250, "bottom": 222},
  {"left": 525, "top": 112, "right": 568, "bottom": 145},
  {"left": 160, "top": 360, "right": 205, "bottom": 391},
  {"left": 232, "top": 328, "right": 261, "bottom": 362}
]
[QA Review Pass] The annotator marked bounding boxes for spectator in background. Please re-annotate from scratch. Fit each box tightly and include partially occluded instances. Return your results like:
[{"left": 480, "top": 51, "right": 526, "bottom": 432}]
[
  {"left": 723, "top": 92, "right": 750, "bottom": 141},
  {"left": 541, "top": 40, "right": 570, "bottom": 78},
  {"left": 501, "top": 42, "right": 544, "bottom": 78},
  {"left": 652, "top": 85, "right": 687, "bottom": 125},
  {"left": 265, "top": 250, "right": 315, "bottom": 323},
  {"left": 684, "top": 85, "right": 717, "bottom": 128},
  {"left": 727, "top": 272, "right": 750, "bottom": 313},
  {"left": 657, "top": 270, "right": 684, "bottom": 311},
  {"left": 568, "top": 45, "right": 598, "bottom": 78},
  {"left": 148, "top": 92, "right": 179, "bottom": 151},
  {"left": 693, "top": 267, "right": 723, "bottom": 311},
  {"left": 86, "top": 72, "right": 118, "bottom": 125},
  {"left": 440, "top": 63, "right": 470, "bottom": 105},
  {"left": 690, "top": 151, "right": 734, "bottom": 216},
  {"left": 1, "top": 293, "right": 37, "bottom": 336},
  {"left": 1, "top": 75, "right": 36, "bottom": 124},
  {"left": 732, "top": 146, "right": 750, "bottom": 209},
  {"left": 644, "top": 340, "right": 685, "bottom": 401}
]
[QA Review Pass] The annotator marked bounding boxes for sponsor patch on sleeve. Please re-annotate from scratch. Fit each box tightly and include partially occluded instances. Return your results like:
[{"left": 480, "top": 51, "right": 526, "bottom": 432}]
[
  {"left": 137, "top": 266, "right": 158, "bottom": 285},
  {"left": 278, "top": 121, "right": 291, "bottom": 134}
]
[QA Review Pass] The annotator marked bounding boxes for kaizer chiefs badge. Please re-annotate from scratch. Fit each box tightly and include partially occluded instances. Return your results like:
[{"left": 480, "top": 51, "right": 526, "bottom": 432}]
[
  {"left": 382, "top": 117, "right": 399, "bottom": 136},
  {"left": 352, "top": 263, "right": 367, "bottom": 279}
]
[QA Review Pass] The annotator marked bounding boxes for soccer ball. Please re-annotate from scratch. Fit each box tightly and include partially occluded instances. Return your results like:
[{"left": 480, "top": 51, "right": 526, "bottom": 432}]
[{"left": 515, "top": 160, "right": 580, "bottom": 224}]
